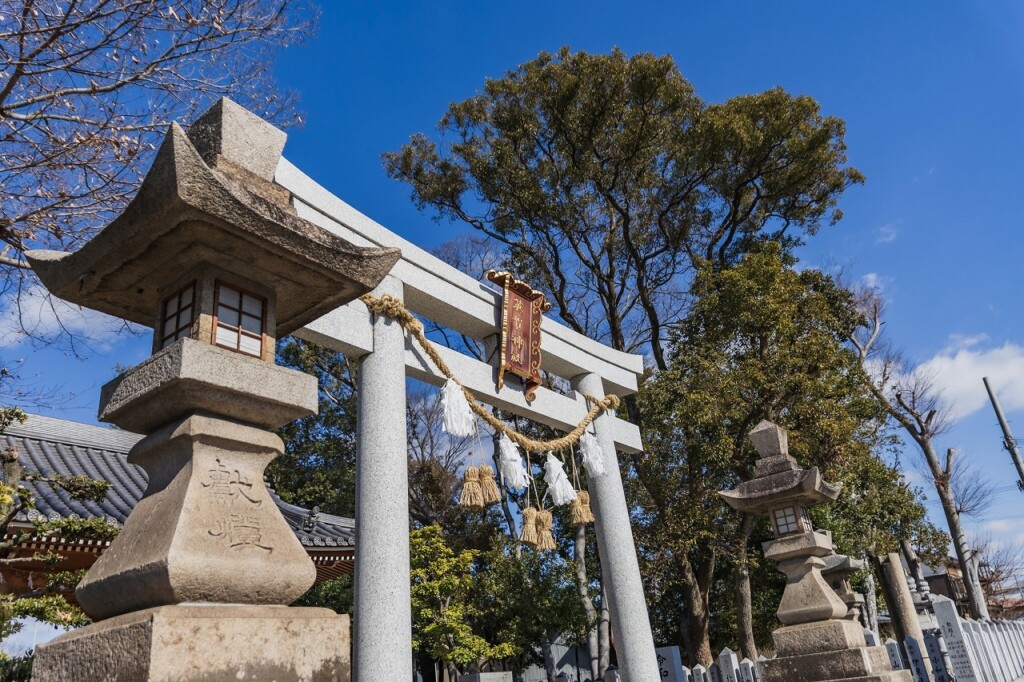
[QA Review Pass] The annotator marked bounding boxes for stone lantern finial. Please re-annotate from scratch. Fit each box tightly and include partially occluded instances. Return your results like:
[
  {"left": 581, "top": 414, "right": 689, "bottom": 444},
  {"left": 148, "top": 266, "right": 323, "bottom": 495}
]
[
  {"left": 187, "top": 97, "right": 286, "bottom": 182},
  {"left": 749, "top": 419, "right": 788, "bottom": 458}
]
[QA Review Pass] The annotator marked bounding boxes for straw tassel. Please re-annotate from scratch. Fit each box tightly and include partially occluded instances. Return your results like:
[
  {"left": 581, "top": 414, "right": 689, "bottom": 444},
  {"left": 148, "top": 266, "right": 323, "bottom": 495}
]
[
  {"left": 580, "top": 431, "right": 607, "bottom": 478},
  {"left": 535, "top": 509, "right": 557, "bottom": 551},
  {"left": 478, "top": 463, "right": 501, "bottom": 505},
  {"left": 497, "top": 434, "right": 530, "bottom": 490},
  {"left": 543, "top": 453, "right": 577, "bottom": 506},
  {"left": 441, "top": 378, "right": 475, "bottom": 437},
  {"left": 570, "top": 490, "right": 595, "bottom": 526},
  {"left": 460, "top": 465, "right": 484, "bottom": 509},
  {"left": 520, "top": 506, "right": 539, "bottom": 547}
]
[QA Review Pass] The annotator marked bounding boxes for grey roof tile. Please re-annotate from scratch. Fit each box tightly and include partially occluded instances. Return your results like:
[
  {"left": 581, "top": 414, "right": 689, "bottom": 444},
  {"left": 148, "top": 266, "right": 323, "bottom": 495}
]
[{"left": 3, "top": 414, "right": 355, "bottom": 548}]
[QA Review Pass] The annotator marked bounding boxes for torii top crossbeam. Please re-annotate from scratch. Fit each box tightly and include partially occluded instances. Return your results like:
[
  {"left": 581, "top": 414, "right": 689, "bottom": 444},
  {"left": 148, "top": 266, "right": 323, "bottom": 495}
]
[{"left": 278, "top": 158, "right": 646, "bottom": 455}]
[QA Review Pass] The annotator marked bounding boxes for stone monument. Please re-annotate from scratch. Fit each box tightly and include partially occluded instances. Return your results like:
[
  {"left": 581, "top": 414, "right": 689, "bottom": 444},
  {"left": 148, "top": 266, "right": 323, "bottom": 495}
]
[
  {"left": 720, "top": 421, "right": 911, "bottom": 682},
  {"left": 27, "top": 99, "right": 401, "bottom": 681}
]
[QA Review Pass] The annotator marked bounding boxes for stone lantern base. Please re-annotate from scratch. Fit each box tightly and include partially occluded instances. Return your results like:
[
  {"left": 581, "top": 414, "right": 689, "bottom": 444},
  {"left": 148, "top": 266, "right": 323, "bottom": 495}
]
[
  {"left": 31, "top": 605, "right": 350, "bottom": 682},
  {"left": 762, "top": 620, "right": 911, "bottom": 682}
]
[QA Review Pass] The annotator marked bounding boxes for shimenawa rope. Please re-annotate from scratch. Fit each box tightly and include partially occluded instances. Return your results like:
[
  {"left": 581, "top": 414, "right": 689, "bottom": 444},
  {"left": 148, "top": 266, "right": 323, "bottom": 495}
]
[{"left": 361, "top": 293, "right": 620, "bottom": 453}]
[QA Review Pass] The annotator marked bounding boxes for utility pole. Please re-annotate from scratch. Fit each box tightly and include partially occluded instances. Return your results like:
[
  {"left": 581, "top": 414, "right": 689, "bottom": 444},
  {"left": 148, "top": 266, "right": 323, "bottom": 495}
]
[{"left": 982, "top": 376, "right": 1024, "bottom": 492}]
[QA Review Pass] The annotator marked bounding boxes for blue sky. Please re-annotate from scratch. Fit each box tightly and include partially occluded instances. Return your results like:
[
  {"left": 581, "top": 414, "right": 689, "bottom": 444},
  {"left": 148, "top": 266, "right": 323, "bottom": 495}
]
[{"left": 4, "top": 2, "right": 1023, "bottom": 555}]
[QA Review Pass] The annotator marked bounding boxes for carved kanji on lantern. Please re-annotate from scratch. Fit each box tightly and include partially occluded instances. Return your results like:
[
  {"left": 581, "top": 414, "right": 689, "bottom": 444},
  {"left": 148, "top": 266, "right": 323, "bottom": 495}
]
[{"left": 486, "top": 270, "right": 552, "bottom": 403}]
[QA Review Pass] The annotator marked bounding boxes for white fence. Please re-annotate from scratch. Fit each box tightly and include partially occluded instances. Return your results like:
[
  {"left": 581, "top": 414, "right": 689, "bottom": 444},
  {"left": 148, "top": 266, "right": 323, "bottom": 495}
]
[{"left": 883, "top": 595, "right": 1024, "bottom": 682}]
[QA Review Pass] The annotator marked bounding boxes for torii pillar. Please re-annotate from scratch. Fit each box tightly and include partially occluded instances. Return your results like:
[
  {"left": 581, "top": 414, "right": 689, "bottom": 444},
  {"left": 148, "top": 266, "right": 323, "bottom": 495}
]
[{"left": 575, "top": 373, "right": 661, "bottom": 682}]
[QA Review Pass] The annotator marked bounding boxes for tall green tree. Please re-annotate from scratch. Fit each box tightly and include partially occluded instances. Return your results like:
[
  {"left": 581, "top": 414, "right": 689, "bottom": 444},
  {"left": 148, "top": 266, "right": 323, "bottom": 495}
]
[
  {"left": 410, "top": 526, "right": 516, "bottom": 679},
  {"left": 384, "top": 46, "right": 862, "bottom": 375},
  {"left": 270, "top": 338, "right": 358, "bottom": 517},
  {"left": 386, "top": 47, "right": 863, "bottom": 668},
  {"left": 637, "top": 244, "right": 942, "bottom": 663}
]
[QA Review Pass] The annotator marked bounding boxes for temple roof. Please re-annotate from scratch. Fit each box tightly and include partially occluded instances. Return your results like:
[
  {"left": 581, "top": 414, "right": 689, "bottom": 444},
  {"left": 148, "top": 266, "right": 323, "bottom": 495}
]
[{"left": 2, "top": 414, "right": 354, "bottom": 550}]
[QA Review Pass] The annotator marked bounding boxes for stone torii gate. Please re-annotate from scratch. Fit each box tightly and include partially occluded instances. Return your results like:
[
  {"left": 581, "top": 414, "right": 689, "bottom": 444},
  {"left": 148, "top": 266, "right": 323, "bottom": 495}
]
[
  {"left": 28, "top": 98, "right": 659, "bottom": 681},
  {"left": 276, "top": 114, "right": 660, "bottom": 682}
]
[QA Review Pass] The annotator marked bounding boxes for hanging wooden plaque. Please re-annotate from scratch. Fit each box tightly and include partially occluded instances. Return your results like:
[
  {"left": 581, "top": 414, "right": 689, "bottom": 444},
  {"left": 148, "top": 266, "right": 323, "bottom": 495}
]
[{"left": 486, "top": 270, "right": 552, "bottom": 403}]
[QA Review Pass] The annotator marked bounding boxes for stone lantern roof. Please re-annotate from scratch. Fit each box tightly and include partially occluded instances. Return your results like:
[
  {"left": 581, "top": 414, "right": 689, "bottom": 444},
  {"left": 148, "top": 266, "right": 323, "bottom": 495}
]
[
  {"left": 24, "top": 98, "right": 400, "bottom": 336},
  {"left": 719, "top": 420, "right": 841, "bottom": 515},
  {"left": 821, "top": 553, "right": 864, "bottom": 579}
]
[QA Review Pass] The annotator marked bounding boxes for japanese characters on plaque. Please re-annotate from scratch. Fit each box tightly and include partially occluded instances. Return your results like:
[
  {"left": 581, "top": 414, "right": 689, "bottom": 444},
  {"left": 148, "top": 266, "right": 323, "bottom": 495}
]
[{"left": 486, "top": 270, "right": 551, "bottom": 403}]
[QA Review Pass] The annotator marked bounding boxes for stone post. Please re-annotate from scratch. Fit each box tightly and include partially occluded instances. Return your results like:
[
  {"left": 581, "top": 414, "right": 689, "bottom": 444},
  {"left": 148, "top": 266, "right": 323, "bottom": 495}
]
[
  {"left": 877, "top": 552, "right": 931, "bottom": 677},
  {"left": 354, "top": 275, "right": 412, "bottom": 682},
  {"left": 573, "top": 372, "right": 661, "bottom": 682}
]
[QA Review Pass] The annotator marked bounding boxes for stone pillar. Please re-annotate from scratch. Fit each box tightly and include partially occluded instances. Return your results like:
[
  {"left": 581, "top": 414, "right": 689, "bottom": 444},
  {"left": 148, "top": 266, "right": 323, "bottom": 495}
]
[
  {"left": 354, "top": 275, "right": 412, "bottom": 681},
  {"left": 878, "top": 552, "right": 930, "bottom": 674},
  {"left": 573, "top": 372, "right": 660, "bottom": 682}
]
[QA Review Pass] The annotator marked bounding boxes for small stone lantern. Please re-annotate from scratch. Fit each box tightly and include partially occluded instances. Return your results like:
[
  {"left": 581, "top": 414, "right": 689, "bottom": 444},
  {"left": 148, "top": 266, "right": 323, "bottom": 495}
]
[
  {"left": 822, "top": 553, "right": 867, "bottom": 624},
  {"left": 27, "top": 99, "right": 400, "bottom": 681},
  {"left": 720, "top": 421, "right": 909, "bottom": 682}
]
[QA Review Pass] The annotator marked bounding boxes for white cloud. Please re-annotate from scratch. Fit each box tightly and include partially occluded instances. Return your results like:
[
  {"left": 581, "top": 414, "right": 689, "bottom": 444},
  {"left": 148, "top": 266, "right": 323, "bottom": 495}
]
[
  {"left": 0, "top": 284, "right": 136, "bottom": 352},
  {"left": 915, "top": 337, "right": 1024, "bottom": 420},
  {"left": 875, "top": 220, "right": 901, "bottom": 245},
  {"left": 984, "top": 518, "right": 1020, "bottom": 535},
  {"left": 860, "top": 272, "right": 892, "bottom": 293}
]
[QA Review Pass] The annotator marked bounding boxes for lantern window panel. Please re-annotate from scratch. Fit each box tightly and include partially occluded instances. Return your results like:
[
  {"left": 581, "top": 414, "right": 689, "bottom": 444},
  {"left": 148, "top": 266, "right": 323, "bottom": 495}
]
[
  {"left": 800, "top": 506, "right": 814, "bottom": 532},
  {"left": 773, "top": 506, "right": 800, "bottom": 536},
  {"left": 214, "top": 282, "right": 265, "bottom": 358},
  {"left": 159, "top": 282, "right": 196, "bottom": 350}
]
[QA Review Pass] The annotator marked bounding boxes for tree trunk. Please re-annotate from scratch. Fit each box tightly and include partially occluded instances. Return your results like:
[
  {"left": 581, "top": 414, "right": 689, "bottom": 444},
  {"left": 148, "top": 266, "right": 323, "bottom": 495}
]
[
  {"left": 541, "top": 633, "right": 559, "bottom": 682},
  {"left": 599, "top": 583, "right": 611, "bottom": 680},
  {"left": 491, "top": 428, "right": 520, "bottom": 551},
  {"left": 574, "top": 525, "right": 600, "bottom": 682},
  {"left": 734, "top": 514, "right": 759, "bottom": 660},
  {"left": 925, "top": 445, "right": 990, "bottom": 619},
  {"left": 876, "top": 552, "right": 932, "bottom": 677},
  {"left": 863, "top": 553, "right": 879, "bottom": 635},
  {"left": 679, "top": 555, "right": 713, "bottom": 666}
]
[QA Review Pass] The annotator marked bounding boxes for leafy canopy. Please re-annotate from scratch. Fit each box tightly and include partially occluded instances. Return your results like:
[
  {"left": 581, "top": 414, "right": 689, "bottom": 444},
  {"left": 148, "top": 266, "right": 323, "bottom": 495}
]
[
  {"left": 385, "top": 47, "right": 863, "bottom": 366},
  {"left": 410, "top": 526, "right": 516, "bottom": 670}
]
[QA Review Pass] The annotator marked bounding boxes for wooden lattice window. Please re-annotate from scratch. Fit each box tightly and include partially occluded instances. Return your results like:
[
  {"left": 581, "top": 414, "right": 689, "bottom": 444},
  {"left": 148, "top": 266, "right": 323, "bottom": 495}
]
[
  {"left": 159, "top": 282, "right": 196, "bottom": 350},
  {"left": 773, "top": 506, "right": 800, "bottom": 536},
  {"left": 800, "top": 506, "right": 814, "bottom": 532},
  {"left": 214, "top": 282, "right": 265, "bottom": 357}
]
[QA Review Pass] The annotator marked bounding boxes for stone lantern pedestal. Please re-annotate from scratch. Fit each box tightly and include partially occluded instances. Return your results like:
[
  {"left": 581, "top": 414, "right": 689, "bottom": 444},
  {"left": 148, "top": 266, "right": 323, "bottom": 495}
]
[
  {"left": 27, "top": 99, "right": 400, "bottom": 682},
  {"left": 721, "top": 421, "right": 910, "bottom": 682}
]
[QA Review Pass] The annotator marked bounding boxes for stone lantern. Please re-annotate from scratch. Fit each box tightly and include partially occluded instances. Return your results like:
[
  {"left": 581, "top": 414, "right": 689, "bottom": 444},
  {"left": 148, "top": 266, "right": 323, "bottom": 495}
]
[
  {"left": 28, "top": 99, "right": 400, "bottom": 681},
  {"left": 822, "top": 553, "right": 867, "bottom": 624},
  {"left": 720, "top": 421, "right": 910, "bottom": 682}
]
